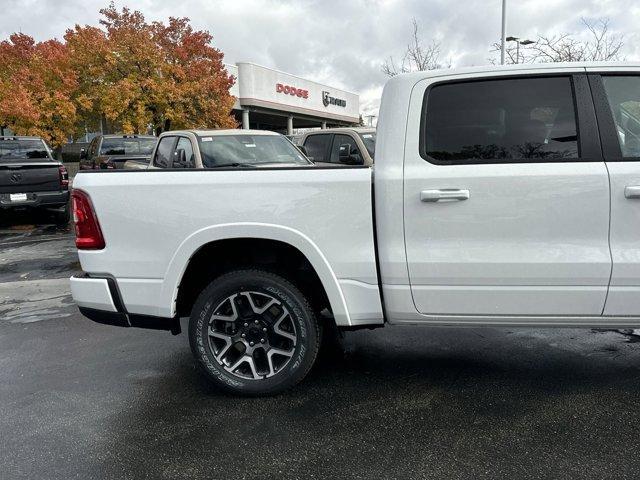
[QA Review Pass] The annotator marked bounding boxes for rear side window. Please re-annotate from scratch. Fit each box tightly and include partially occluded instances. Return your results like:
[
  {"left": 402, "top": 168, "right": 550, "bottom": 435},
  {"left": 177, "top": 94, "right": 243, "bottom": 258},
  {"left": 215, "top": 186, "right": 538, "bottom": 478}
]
[
  {"left": 303, "top": 134, "right": 331, "bottom": 162},
  {"left": 423, "top": 77, "right": 579, "bottom": 164},
  {"left": 100, "top": 138, "right": 157, "bottom": 156},
  {"left": 154, "top": 137, "right": 175, "bottom": 168},
  {"left": 601, "top": 76, "right": 640, "bottom": 158}
]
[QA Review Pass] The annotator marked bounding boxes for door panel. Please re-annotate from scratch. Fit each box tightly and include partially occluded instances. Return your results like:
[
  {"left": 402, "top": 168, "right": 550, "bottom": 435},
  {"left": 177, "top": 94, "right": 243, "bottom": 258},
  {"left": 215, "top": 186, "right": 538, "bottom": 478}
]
[
  {"left": 404, "top": 75, "right": 611, "bottom": 316},
  {"left": 591, "top": 73, "right": 640, "bottom": 316}
]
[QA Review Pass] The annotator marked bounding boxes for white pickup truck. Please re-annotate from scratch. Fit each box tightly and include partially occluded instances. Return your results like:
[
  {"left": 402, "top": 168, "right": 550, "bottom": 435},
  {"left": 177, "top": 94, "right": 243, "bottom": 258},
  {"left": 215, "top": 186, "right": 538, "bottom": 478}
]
[{"left": 71, "top": 62, "right": 640, "bottom": 395}]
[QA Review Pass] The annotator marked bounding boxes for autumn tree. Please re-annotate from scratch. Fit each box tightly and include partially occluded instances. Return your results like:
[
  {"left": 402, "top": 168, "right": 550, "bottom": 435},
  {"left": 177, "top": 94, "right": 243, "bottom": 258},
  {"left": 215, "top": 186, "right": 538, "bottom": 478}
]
[
  {"left": 65, "top": 3, "right": 236, "bottom": 135},
  {"left": 0, "top": 33, "right": 77, "bottom": 146}
]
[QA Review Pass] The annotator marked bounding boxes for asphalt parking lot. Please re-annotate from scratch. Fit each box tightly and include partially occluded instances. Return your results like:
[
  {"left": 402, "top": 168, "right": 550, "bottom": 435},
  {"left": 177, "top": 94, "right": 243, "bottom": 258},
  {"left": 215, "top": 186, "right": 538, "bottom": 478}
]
[{"left": 2, "top": 213, "right": 640, "bottom": 479}]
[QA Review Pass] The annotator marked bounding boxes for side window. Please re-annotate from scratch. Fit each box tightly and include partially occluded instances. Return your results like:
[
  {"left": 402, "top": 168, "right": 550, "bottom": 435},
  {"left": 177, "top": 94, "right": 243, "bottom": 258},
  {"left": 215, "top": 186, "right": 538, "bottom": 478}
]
[
  {"left": 330, "top": 134, "right": 361, "bottom": 164},
  {"left": 173, "top": 137, "right": 195, "bottom": 168},
  {"left": 303, "top": 134, "right": 331, "bottom": 162},
  {"left": 154, "top": 136, "right": 175, "bottom": 168},
  {"left": 423, "top": 76, "right": 579, "bottom": 164},
  {"left": 601, "top": 76, "right": 640, "bottom": 158}
]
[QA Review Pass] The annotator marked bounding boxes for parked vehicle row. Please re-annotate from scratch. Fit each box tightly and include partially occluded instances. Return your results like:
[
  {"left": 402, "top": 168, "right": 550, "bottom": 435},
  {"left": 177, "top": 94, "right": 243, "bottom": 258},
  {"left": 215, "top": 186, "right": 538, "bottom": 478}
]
[{"left": 0, "top": 136, "right": 70, "bottom": 224}]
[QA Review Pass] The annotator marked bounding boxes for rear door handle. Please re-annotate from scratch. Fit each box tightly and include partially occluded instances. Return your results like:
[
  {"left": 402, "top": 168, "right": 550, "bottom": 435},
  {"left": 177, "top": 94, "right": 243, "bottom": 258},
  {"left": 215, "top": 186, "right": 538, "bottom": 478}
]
[
  {"left": 420, "top": 189, "right": 470, "bottom": 203},
  {"left": 625, "top": 186, "right": 640, "bottom": 199}
]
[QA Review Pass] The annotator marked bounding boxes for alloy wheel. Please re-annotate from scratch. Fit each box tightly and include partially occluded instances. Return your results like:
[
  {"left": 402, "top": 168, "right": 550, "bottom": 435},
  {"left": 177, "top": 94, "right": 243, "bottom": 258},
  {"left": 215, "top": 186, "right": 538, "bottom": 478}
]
[{"left": 207, "top": 291, "right": 298, "bottom": 380}]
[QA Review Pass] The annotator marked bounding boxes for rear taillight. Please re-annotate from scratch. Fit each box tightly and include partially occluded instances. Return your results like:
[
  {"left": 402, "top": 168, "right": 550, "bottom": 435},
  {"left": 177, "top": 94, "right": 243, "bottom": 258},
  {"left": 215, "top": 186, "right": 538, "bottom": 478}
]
[
  {"left": 59, "top": 165, "right": 69, "bottom": 188},
  {"left": 72, "top": 189, "right": 105, "bottom": 250}
]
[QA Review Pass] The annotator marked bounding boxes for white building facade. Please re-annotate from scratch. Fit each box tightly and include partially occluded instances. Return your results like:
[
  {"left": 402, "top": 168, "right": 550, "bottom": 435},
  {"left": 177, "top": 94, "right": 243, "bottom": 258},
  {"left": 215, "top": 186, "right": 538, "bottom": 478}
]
[{"left": 226, "top": 63, "right": 360, "bottom": 134}]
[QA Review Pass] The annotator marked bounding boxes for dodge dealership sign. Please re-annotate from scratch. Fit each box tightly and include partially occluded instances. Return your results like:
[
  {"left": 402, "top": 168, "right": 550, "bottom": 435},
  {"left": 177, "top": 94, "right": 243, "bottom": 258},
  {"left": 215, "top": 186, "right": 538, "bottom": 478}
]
[
  {"left": 276, "top": 83, "right": 309, "bottom": 99},
  {"left": 234, "top": 63, "right": 359, "bottom": 123}
]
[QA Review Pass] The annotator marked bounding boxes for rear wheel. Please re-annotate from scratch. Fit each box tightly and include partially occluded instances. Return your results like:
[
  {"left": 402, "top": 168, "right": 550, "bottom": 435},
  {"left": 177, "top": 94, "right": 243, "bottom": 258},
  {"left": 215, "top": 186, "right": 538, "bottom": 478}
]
[{"left": 189, "top": 269, "right": 321, "bottom": 395}]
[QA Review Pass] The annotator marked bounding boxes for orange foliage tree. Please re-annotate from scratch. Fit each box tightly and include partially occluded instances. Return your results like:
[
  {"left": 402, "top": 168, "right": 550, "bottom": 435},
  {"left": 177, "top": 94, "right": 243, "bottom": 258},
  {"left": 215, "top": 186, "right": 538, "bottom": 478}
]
[
  {"left": 65, "top": 4, "right": 236, "bottom": 135},
  {"left": 0, "top": 3, "right": 236, "bottom": 145},
  {"left": 0, "top": 33, "right": 78, "bottom": 146}
]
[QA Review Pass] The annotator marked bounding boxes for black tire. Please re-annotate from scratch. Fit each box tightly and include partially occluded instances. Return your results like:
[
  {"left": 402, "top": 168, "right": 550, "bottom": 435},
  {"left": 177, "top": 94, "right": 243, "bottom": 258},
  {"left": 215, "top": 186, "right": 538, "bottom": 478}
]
[
  {"left": 53, "top": 203, "right": 70, "bottom": 226},
  {"left": 189, "top": 269, "right": 321, "bottom": 396}
]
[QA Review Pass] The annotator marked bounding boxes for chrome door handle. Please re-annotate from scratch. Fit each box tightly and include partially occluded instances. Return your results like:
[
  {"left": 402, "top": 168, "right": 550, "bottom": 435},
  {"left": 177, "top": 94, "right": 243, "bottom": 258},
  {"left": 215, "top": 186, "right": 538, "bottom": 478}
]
[
  {"left": 420, "top": 189, "right": 470, "bottom": 202},
  {"left": 625, "top": 186, "right": 640, "bottom": 199}
]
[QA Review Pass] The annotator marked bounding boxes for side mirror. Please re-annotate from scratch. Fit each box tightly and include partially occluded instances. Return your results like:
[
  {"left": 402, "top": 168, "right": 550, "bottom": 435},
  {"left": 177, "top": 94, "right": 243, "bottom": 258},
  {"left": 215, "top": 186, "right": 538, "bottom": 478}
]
[
  {"left": 79, "top": 148, "right": 87, "bottom": 160},
  {"left": 338, "top": 144, "right": 363, "bottom": 165}
]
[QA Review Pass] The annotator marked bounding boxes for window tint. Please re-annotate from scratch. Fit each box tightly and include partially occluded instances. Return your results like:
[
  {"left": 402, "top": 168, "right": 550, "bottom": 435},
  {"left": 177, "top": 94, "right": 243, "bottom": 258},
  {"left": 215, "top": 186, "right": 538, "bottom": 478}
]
[
  {"left": 154, "top": 137, "right": 175, "bottom": 168},
  {"left": 173, "top": 137, "right": 195, "bottom": 168},
  {"left": 100, "top": 137, "right": 157, "bottom": 156},
  {"left": 601, "top": 76, "right": 640, "bottom": 158},
  {"left": 0, "top": 139, "right": 50, "bottom": 162},
  {"left": 303, "top": 134, "right": 331, "bottom": 162},
  {"left": 330, "top": 134, "right": 360, "bottom": 163},
  {"left": 424, "top": 77, "right": 579, "bottom": 164}
]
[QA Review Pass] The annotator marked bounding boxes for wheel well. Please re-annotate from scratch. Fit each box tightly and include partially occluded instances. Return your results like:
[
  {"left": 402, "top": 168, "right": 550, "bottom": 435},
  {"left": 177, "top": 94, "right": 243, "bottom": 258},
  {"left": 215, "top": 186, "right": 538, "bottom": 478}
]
[{"left": 175, "top": 238, "right": 331, "bottom": 318}]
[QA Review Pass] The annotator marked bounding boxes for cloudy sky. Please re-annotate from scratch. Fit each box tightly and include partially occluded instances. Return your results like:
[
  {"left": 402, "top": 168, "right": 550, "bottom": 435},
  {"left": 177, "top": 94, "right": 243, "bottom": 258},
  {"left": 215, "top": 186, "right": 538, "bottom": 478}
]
[{"left": 2, "top": 0, "right": 639, "bottom": 117}]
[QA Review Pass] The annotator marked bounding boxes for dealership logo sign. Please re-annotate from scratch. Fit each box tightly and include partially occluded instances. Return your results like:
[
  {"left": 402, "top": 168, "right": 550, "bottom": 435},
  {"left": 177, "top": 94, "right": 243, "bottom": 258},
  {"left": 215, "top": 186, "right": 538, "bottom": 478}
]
[
  {"left": 322, "top": 91, "right": 346, "bottom": 108},
  {"left": 276, "top": 83, "right": 309, "bottom": 99}
]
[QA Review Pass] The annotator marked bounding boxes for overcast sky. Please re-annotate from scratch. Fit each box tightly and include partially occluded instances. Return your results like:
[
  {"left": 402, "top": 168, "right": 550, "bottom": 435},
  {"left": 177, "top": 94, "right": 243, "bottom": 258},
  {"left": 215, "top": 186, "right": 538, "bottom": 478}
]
[{"left": 3, "top": 0, "right": 640, "bottom": 118}]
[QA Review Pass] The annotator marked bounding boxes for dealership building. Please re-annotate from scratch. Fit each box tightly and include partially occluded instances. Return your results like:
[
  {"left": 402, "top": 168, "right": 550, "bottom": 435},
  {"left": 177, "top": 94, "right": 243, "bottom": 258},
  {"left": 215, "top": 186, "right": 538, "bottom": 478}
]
[{"left": 226, "top": 63, "right": 360, "bottom": 134}]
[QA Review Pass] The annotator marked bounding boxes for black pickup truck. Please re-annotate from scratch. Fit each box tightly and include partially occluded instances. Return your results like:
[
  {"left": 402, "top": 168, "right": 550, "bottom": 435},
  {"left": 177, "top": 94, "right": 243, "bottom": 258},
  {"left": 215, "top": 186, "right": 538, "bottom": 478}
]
[
  {"left": 0, "top": 136, "right": 70, "bottom": 224},
  {"left": 79, "top": 134, "right": 157, "bottom": 170}
]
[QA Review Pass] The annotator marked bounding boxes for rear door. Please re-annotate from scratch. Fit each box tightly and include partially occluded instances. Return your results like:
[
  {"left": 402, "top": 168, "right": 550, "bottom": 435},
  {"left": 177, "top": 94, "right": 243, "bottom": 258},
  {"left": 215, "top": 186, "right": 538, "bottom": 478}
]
[
  {"left": 403, "top": 71, "right": 612, "bottom": 317},
  {"left": 589, "top": 70, "right": 640, "bottom": 315}
]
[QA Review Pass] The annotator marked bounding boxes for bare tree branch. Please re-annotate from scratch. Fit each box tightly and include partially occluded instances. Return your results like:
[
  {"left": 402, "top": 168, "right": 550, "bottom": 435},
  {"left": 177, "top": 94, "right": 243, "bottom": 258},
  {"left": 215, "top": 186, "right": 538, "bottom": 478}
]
[
  {"left": 490, "top": 17, "right": 624, "bottom": 65},
  {"left": 382, "top": 18, "right": 449, "bottom": 76}
]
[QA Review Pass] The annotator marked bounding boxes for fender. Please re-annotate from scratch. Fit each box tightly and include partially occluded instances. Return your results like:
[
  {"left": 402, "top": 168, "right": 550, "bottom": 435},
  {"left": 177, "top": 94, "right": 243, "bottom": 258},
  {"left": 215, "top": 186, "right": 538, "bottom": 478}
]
[{"left": 160, "top": 222, "right": 352, "bottom": 326}]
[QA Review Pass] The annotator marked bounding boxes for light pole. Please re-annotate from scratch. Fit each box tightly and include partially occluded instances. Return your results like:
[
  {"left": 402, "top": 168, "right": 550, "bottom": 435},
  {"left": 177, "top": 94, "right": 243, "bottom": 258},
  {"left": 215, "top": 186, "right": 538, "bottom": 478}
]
[
  {"left": 501, "top": 0, "right": 507, "bottom": 65},
  {"left": 505, "top": 36, "right": 535, "bottom": 64}
]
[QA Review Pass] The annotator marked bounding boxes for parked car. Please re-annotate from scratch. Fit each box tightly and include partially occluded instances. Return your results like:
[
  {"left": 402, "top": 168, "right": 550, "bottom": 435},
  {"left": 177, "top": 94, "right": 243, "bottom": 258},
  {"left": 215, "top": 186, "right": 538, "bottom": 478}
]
[
  {"left": 146, "top": 129, "right": 311, "bottom": 169},
  {"left": 299, "top": 127, "right": 375, "bottom": 166},
  {"left": 0, "top": 136, "right": 69, "bottom": 224},
  {"left": 71, "top": 62, "right": 640, "bottom": 395},
  {"left": 79, "top": 134, "right": 156, "bottom": 170}
]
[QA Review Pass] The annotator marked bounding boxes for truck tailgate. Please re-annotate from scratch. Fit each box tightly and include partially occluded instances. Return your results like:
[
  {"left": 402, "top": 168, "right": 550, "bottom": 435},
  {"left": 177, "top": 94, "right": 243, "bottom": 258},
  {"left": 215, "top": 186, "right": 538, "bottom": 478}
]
[{"left": 0, "top": 162, "right": 61, "bottom": 194}]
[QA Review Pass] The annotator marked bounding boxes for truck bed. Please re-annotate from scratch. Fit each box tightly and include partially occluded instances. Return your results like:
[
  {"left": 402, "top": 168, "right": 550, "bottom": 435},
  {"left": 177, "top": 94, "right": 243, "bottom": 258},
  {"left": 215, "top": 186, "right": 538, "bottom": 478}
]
[{"left": 72, "top": 167, "right": 382, "bottom": 326}]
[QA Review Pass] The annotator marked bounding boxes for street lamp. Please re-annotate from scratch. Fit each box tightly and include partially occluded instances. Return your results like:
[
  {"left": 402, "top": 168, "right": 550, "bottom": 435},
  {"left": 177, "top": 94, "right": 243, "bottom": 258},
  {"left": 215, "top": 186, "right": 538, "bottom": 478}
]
[{"left": 506, "top": 36, "right": 535, "bottom": 64}]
